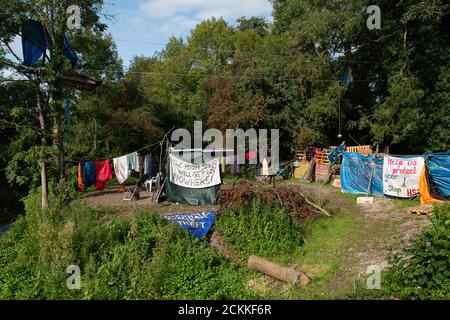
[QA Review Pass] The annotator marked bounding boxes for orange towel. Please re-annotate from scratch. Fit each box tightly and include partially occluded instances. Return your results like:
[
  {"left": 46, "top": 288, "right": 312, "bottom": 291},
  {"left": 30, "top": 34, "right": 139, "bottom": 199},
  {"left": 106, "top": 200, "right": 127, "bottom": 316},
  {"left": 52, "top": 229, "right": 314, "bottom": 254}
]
[{"left": 77, "top": 162, "right": 84, "bottom": 192}]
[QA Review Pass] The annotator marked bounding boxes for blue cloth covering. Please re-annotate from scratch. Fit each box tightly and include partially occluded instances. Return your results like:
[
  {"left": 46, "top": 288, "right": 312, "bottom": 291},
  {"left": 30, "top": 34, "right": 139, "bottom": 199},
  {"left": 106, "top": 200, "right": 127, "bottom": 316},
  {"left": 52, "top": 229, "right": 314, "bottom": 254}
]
[
  {"left": 425, "top": 153, "right": 450, "bottom": 199},
  {"left": 21, "top": 19, "right": 77, "bottom": 66},
  {"left": 340, "top": 152, "right": 384, "bottom": 196},
  {"left": 21, "top": 20, "right": 47, "bottom": 66}
]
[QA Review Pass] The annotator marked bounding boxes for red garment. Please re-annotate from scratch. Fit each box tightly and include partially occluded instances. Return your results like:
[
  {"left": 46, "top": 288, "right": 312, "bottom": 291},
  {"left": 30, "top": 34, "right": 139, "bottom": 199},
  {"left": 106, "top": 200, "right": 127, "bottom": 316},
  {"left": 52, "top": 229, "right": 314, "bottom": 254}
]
[{"left": 95, "top": 160, "right": 112, "bottom": 190}]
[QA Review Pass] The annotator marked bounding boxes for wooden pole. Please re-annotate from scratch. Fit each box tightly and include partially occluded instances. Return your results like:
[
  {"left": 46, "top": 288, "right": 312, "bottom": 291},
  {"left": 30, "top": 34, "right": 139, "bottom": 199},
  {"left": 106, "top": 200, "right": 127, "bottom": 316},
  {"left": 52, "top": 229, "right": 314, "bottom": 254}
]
[{"left": 247, "top": 255, "right": 310, "bottom": 287}]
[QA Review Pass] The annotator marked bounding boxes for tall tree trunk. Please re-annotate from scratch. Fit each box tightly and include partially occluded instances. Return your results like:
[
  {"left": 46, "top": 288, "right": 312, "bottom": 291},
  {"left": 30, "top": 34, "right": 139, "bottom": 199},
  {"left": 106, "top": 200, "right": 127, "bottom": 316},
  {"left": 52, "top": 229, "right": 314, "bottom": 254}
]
[{"left": 36, "top": 85, "right": 49, "bottom": 211}]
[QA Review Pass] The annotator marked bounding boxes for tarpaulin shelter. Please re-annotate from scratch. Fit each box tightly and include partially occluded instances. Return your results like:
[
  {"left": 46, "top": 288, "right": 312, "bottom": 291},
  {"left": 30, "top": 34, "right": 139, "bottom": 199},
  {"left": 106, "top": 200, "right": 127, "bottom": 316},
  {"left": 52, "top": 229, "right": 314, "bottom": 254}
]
[
  {"left": 419, "top": 166, "right": 444, "bottom": 204},
  {"left": 425, "top": 153, "right": 450, "bottom": 200},
  {"left": 340, "top": 152, "right": 384, "bottom": 196},
  {"left": 163, "top": 150, "right": 221, "bottom": 205}
]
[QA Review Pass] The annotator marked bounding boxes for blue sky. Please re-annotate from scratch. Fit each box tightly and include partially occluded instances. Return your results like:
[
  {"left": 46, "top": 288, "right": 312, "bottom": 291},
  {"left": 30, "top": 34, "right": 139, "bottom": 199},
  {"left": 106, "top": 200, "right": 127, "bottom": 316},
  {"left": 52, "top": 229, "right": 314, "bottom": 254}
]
[{"left": 102, "top": 0, "right": 273, "bottom": 66}]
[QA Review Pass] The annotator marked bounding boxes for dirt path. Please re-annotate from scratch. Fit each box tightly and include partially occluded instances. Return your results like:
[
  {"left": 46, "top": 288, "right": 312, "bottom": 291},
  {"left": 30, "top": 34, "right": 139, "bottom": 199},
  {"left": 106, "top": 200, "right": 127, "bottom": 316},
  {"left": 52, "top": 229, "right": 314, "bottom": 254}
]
[{"left": 287, "top": 183, "right": 431, "bottom": 298}]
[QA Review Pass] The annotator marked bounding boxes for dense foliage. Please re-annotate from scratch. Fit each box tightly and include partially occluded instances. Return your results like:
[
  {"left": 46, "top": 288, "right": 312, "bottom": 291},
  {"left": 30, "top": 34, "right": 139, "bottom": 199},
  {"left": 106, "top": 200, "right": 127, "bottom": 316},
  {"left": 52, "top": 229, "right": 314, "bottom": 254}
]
[
  {"left": 0, "top": 190, "right": 255, "bottom": 299},
  {"left": 383, "top": 204, "right": 450, "bottom": 299},
  {"left": 215, "top": 202, "right": 305, "bottom": 260}
]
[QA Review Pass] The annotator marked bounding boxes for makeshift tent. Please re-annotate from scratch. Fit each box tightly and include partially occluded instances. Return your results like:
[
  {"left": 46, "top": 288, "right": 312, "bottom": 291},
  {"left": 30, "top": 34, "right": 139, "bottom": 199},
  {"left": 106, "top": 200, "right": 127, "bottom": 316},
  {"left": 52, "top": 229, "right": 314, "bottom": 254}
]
[
  {"left": 425, "top": 153, "right": 450, "bottom": 200},
  {"left": 163, "top": 150, "right": 221, "bottom": 205},
  {"left": 340, "top": 152, "right": 383, "bottom": 196},
  {"left": 419, "top": 166, "right": 444, "bottom": 204}
]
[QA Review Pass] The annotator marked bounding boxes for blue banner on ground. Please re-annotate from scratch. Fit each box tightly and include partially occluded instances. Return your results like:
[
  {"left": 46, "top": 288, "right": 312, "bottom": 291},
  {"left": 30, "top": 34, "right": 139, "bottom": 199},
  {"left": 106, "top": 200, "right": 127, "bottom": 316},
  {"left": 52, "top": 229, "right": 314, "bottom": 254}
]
[
  {"left": 426, "top": 153, "right": 450, "bottom": 199},
  {"left": 164, "top": 211, "right": 215, "bottom": 239},
  {"left": 340, "top": 152, "right": 384, "bottom": 196}
]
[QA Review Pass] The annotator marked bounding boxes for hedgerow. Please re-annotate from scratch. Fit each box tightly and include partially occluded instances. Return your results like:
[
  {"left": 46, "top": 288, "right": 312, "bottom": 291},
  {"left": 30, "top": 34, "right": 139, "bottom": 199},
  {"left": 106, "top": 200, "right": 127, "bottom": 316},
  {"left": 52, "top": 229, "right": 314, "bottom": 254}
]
[{"left": 383, "top": 204, "right": 450, "bottom": 300}]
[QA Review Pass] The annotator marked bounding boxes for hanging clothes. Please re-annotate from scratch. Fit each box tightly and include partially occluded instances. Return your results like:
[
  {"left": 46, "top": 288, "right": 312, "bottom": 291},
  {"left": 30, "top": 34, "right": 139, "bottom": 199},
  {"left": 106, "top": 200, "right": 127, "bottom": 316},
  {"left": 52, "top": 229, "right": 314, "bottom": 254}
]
[
  {"left": 77, "top": 161, "right": 96, "bottom": 192},
  {"left": 113, "top": 155, "right": 130, "bottom": 184},
  {"left": 143, "top": 153, "right": 154, "bottom": 177},
  {"left": 95, "top": 160, "right": 112, "bottom": 190},
  {"left": 126, "top": 152, "right": 139, "bottom": 172},
  {"left": 77, "top": 162, "right": 84, "bottom": 192}
]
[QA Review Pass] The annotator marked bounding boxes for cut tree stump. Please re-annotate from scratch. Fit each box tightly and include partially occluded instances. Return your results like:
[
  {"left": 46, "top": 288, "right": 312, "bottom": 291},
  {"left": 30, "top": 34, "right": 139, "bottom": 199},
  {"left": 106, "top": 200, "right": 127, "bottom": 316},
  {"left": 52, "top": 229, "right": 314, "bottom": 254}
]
[{"left": 247, "top": 255, "right": 310, "bottom": 287}]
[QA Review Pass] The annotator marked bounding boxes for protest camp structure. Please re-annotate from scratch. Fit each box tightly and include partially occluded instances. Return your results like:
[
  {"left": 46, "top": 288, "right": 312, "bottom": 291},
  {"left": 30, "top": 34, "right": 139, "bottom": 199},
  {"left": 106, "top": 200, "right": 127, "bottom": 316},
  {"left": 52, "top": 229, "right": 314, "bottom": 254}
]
[{"left": 162, "top": 148, "right": 223, "bottom": 206}]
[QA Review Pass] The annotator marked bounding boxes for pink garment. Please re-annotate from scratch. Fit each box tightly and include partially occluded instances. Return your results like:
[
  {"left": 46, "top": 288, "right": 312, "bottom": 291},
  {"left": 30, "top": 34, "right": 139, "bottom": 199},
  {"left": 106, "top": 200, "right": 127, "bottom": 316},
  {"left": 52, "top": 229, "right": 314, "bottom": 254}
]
[{"left": 95, "top": 160, "right": 113, "bottom": 190}]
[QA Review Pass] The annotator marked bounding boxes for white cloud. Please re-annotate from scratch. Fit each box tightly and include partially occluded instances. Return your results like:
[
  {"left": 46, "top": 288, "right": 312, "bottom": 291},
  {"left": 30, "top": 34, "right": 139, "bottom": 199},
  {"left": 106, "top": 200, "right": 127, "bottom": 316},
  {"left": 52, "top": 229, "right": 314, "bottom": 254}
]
[{"left": 139, "top": 0, "right": 272, "bottom": 22}]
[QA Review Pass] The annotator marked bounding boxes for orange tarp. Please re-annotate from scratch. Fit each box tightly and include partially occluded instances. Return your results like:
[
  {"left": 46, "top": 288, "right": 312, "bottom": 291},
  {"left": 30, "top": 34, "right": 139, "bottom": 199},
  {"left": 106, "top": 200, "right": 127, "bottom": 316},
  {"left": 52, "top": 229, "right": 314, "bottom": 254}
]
[{"left": 419, "top": 166, "right": 444, "bottom": 204}]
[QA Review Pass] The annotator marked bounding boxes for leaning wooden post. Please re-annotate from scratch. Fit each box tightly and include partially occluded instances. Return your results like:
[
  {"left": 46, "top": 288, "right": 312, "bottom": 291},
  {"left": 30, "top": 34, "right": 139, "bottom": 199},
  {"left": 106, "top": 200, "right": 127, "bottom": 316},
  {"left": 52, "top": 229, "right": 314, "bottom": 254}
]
[{"left": 247, "top": 255, "right": 310, "bottom": 287}]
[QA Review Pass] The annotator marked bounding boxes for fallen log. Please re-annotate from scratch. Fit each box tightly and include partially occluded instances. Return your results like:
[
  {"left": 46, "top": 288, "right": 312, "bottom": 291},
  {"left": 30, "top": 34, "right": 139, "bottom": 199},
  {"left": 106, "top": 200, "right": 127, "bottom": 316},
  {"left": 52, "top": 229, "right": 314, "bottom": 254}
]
[{"left": 247, "top": 255, "right": 310, "bottom": 287}]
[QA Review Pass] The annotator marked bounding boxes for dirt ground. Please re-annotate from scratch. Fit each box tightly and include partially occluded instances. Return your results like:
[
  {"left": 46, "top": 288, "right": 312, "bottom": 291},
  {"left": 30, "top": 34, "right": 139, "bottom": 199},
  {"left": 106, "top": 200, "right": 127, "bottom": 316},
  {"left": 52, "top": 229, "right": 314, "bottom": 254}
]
[
  {"left": 294, "top": 183, "right": 431, "bottom": 287},
  {"left": 80, "top": 184, "right": 219, "bottom": 217}
]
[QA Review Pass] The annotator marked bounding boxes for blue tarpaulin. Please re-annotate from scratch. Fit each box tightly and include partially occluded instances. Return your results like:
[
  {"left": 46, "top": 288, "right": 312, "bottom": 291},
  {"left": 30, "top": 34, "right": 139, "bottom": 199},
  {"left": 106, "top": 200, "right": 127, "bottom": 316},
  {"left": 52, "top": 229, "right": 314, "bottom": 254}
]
[
  {"left": 328, "top": 143, "right": 346, "bottom": 165},
  {"left": 21, "top": 20, "right": 47, "bottom": 66},
  {"left": 164, "top": 211, "right": 215, "bottom": 239},
  {"left": 425, "top": 153, "right": 450, "bottom": 199},
  {"left": 21, "top": 19, "right": 77, "bottom": 66},
  {"left": 340, "top": 152, "right": 384, "bottom": 196}
]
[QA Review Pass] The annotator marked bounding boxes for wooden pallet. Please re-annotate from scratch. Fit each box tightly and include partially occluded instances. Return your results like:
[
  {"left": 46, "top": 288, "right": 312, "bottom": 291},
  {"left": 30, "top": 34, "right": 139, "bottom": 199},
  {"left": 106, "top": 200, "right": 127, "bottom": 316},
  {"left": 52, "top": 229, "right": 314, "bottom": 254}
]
[
  {"left": 315, "top": 163, "right": 330, "bottom": 183},
  {"left": 315, "top": 151, "right": 331, "bottom": 164},
  {"left": 407, "top": 204, "right": 435, "bottom": 216},
  {"left": 346, "top": 145, "right": 373, "bottom": 155}
]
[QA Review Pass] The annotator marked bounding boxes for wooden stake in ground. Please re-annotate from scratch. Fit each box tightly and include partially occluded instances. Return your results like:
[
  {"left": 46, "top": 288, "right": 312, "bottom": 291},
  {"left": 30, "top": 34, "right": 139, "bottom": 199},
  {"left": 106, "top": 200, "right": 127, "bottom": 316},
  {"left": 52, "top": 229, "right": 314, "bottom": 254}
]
[{"left": 247, "top": 255, "right": 310, "bottom": 287}]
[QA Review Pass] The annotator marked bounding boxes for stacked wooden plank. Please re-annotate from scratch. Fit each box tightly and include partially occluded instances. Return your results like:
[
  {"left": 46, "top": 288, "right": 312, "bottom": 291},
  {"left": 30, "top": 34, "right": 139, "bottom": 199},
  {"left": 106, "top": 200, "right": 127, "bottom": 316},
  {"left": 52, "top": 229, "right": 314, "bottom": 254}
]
[{"left": 315, "top": 150, "right": 331, "bottom": 183}]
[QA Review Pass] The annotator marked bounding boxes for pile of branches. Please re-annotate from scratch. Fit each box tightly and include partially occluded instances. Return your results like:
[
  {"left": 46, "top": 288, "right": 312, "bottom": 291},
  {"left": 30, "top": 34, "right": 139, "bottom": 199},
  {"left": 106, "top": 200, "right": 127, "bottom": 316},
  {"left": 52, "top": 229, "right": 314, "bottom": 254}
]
[{"left": 218, "top": 182, "right": 321, "bottom": 222}]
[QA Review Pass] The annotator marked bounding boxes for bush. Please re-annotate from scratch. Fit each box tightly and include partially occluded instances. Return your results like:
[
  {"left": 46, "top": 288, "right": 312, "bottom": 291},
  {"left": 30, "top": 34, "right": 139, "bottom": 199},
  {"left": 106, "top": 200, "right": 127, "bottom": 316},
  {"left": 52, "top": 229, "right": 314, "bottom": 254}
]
[
  {"left": 0, "top": 190, "right": 253, "bottom": 300},
  {"left": 215, "top": 201, "right": 305, "bottom": 260},
  {"left": 383, "top": 204, "right": 450, "bottom": 300}
]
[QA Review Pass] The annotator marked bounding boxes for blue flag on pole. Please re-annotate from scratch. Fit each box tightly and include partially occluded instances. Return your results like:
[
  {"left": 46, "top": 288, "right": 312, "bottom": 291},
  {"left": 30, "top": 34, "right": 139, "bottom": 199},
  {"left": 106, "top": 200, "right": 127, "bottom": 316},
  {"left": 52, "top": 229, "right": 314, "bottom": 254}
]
[{"left": 164, "top": 211, "right": 215, "bottom": 239}]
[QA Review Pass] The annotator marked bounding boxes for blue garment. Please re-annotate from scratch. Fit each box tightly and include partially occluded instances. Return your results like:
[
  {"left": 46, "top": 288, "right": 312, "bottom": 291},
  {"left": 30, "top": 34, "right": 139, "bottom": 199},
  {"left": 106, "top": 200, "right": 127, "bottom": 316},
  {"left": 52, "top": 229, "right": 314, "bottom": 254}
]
[
  {"left": 143, "top": 153, "right": 154, "bottom": 176},
  {"left": 340, "top": 152, "right": 384, "bottom": 197},
  {"left": 164, "top": 211, "right": 215, "bottom": 239},
  {"left": 21, "top": 20, "right": 47, "bottom": 66},
  {"left": 81, "top": 161, "right": 96, "bottom": 191},
  {"left": 126, "top": 152, "right": 139, "bottom": 172},
  {"left": 426, "top": 153, "right": 450, "bottom": 199}
]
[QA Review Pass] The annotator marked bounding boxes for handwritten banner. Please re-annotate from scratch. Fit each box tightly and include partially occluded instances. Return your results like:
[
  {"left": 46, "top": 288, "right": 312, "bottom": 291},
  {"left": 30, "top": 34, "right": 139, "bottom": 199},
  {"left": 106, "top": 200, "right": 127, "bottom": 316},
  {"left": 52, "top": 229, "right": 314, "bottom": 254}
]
[
  {"left": 163, "top": 211, "right": 215, "bottom": 238},
  {"left": 169, "top": 154, "right": 221, "bottom": 189},
  {"left": 383, "top": 156, "right": 424, "bottom": 198}
]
